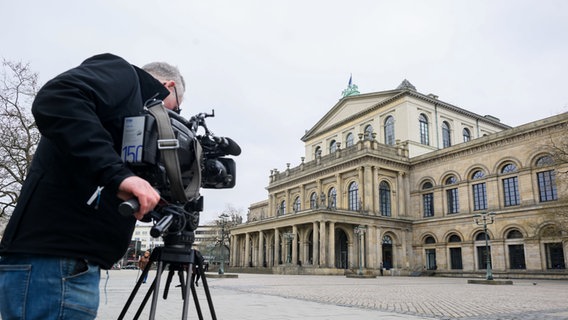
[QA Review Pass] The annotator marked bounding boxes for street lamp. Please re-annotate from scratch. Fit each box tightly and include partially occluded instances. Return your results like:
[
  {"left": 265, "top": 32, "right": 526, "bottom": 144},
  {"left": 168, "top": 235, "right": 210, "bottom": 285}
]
[
  {"left": 354, "top": 225, "right": 367, "bottom": 276},
  {"left": 473, "top": 212, "right": 496, "bottom": 280},
  {"left": 217, "top": 213, "right": 230, "bottom": 275},
  {"left": 283, "top": 232, "right": 295, "bottom": 264}
]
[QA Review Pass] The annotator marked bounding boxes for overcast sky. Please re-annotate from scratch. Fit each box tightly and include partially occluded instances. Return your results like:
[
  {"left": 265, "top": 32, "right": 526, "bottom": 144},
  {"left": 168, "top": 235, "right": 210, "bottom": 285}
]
[{"left": 2, "top": 0, "right": 567, "bottom": 224}]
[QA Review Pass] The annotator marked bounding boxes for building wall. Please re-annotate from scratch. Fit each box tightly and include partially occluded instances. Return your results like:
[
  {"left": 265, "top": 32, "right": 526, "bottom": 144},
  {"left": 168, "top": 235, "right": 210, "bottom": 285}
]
[{"left": 230, "top": 82, "right": 567, "bottom": 278}]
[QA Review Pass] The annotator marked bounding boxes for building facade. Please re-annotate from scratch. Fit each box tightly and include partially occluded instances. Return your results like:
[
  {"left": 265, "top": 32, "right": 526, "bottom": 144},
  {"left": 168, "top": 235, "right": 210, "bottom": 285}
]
[{"left": 230, "top": 80, "right": 568, "bottom": 278}]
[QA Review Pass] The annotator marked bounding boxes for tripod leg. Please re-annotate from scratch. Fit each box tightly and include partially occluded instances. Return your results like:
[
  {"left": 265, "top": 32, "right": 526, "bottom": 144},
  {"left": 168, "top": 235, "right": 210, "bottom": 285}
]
[
  {"left": 133, "top": 275, "right": 159, "bottom": 320},
  {"left": 181, "top": 262, "right": 205, "bottom": 320},
  {"left": 163, "top": 268, "right": 176, "bottom": 299},
  {"left": 177, "top": 268, "right": 187, "bottom": 299},
  {"left": 118, "top": 259, "right": 153, "bottom": 320},
  {"left": 148, "top": 260, "right": 166, "bottom": 320},
  {"left": 190, "top": 277, "right": 204, "bottom": 319},
  {"left": 199, "top": 267, "right": 217, "bottom": 320}
]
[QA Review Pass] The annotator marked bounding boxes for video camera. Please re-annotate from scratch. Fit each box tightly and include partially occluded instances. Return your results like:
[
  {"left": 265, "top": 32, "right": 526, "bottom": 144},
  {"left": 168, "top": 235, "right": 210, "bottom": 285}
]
[{"left": 119, "top": 99, "right": 240, "bottom": 247}]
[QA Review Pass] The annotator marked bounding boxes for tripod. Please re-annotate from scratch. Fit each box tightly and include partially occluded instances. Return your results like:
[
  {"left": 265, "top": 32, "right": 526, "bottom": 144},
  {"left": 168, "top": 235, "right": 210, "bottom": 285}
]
[{"left": 118, "top": 246, "right": 217, "bottom": 320}]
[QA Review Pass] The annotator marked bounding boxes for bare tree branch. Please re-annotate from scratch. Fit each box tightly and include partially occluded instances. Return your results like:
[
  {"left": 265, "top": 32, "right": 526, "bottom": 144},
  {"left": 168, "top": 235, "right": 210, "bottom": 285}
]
[{"left": 0, "top": 59, "right": 40, "bottom": 226}]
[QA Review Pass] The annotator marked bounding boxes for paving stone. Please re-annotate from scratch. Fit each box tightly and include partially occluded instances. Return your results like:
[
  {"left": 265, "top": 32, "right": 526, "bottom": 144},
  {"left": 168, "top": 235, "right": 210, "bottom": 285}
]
[{"left": 97, "top": 270, "right": 568, "bottom": 319}]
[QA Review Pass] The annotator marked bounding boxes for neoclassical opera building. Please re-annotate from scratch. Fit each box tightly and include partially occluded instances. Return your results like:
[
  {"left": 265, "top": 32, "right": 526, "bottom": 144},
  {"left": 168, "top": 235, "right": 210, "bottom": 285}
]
[{"left": 228, "top": 80, "right": 568, "bottom": 278}]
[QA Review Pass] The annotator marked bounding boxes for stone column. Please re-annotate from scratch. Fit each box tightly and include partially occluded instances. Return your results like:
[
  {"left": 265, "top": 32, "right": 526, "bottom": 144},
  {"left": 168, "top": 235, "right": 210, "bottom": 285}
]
[
  {"left": 364, "top": 166, "right": 373, "bottom": 212},
  {"left": 245, "top": 233, "right": 250, "bottom": 267},
  {"left": 366, "top": 225, "right": 377, "bottom": 268},
  {"left": 292, "top": 225, "right": 298, "bottom": 264},
  {"left": 319, "top": 221, "right": 327, "bottom": 266},
  {"left": 274, "top": 228, "right": 280, "bottom": 265},
  {"left": 358, "top": 167, "right": 364, "bottom": 210},
  {"left": 329, "top": 221, "right": 336, "bottom": 267},
  {"left": 313, "top": 222, "right": 319, "bottom": 266},
  {"left": 371, "top": 166, "right": 378, "bottom": 214},
  {"left": 258, "top": 230, "right": 264, "bottom": 267}
]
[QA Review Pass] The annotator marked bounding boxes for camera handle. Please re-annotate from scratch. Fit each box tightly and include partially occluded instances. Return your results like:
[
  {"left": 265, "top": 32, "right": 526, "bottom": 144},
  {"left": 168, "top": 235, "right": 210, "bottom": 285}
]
[{"left": 119, "top": 198, "right": 140, "bottom": 216}]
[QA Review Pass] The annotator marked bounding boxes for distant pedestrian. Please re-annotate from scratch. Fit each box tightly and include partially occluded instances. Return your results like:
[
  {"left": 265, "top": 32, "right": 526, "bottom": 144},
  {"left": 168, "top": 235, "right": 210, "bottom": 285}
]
[{"left": 138, "top": 251, "right": 151, "bottom": 283}]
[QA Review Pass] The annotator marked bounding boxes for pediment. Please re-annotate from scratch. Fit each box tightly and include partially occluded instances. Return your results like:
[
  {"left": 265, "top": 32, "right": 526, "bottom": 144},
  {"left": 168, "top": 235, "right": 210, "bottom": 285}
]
[{"left": 302, "top": 90, "right": 403, "bottom": 141}]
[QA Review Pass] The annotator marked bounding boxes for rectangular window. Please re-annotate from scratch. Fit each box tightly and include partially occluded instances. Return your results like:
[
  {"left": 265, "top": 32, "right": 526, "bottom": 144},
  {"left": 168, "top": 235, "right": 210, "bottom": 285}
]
[
  {"left": 423, "top": 193, "right": 434, "bottom": 217},
  {"left": 545, "top": 243, "right": 566, "bottom": 269},
  {"left": 538, "top": 170, "right": 558, "bottom": 202},
  {"left": 446, "top": 188, "right": 459, "bottom": 214},
  {"left": 508, "top": 244, "right": 526, "bottom": 269},
  {"left": 503, "top": 177, "right": 520, "bottom": 206},
  {"left": 420, "top": 122, "right": 429, "bottom": 145},
  {"left": 449, "top": 247, "right": 463, "bottom": 269},
  {"left": 472, "top": 183, "right": 487, "bottom": 211}
]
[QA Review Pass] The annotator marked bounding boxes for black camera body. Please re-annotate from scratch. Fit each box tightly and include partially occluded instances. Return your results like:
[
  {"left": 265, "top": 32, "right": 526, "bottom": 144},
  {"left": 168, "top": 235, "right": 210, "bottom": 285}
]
[
  {"left": 122, "top": 108, "right": 236, "bottom": 198},
  {"left": 120, "top": 100, "right": 239, "bottom": 245}
]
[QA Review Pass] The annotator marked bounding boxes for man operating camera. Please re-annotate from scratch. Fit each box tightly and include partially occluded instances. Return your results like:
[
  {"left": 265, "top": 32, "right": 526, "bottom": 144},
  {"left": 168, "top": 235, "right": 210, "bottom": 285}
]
[{"left": 0, "top": 53, "right": 185, "bottom": 319}]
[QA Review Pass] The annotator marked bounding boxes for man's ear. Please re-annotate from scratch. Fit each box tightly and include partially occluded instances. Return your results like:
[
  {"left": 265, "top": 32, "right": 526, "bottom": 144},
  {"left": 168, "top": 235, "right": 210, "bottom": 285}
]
[{"left": 164, "top": 80, "right": 176, "bottom": 89}]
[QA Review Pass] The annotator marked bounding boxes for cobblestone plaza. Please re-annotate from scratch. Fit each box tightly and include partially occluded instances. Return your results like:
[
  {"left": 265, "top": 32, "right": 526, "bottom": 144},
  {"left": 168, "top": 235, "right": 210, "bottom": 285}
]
[{"left": 97, "top": 270, "right": 568, "bottom": 319}]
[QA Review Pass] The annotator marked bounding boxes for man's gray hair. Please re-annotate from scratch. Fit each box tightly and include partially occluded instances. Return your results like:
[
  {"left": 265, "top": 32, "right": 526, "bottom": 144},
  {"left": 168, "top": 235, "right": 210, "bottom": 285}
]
[{"left": 142, "top": 62, "right": 186, "bottom": 96}]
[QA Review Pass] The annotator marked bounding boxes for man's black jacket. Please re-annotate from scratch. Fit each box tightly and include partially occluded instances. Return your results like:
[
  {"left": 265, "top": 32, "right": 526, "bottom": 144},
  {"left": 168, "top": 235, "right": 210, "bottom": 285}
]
[{"left": 0, "top": 53, "right": 170, "bottom": 269}]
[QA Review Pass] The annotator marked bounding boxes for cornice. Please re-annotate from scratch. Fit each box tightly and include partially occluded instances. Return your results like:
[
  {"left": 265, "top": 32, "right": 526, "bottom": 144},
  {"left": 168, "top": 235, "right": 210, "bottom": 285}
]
[{"left": 411, "top": 113, "right": 568, "bottom": 168}]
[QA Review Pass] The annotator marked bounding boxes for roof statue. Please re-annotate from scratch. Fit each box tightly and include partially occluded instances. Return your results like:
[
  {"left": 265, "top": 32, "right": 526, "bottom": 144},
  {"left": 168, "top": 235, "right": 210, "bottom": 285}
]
[
  {"left": 341, "top": 74, "right": 360, "bottom": 98},
  {"left": 396, "top": 79, "right": 417, "bottom": 91}
]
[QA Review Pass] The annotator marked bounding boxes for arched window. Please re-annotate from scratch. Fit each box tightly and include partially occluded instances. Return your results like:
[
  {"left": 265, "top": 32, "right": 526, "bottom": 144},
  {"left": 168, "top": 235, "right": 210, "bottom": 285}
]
[
  {"left": 379, "top": 181, "right": 391, "bottom": 216},
  {"left": 345, "top": 133, "right": 354, "bottom": 147},
  {"left": 279, "top": 200, "right": 286, "bottom": 215},
  {"left": 328, "top": 187, "right": 337, "bottom": 209},
  {"left": 364, "top": 124, "right": 374, "bottom": 140},
  {"left": 445, "top": 176, "right": 459, "bottom": 214},
  {"left": 448, "top": 234, "right": 462, "bottom": 242},
  {"left": 501, "top": 163, "right": 520, "bottom": 207},
  {"left": 475, "top": 232, "right": 490, "bottom": 241},
  {"left": 329, "top": 140, "right": 337, "bottom": 153},
  {"left": 293, "top": 196, "right": 301, "bottom": 212},
  {"left": 314, "top": 146, "right": 321, "bottom": 158},
  {"left": 348, "top": 182, "right": 359, "bottom": 211},
  {"left": 536, "top": 156, "right": 557, "bottom": 202},
  {"left": 442, "top": 121, "right": 451, "bottom": 148},
  {"left": 471, "top": 170, "right": 487, "bottom": 211},
  {"left": 424, "top": 236, "right": 436, "bottom": 244},
  {"left": 422, "top": 181, "right": 434, "bottom": 217},
  {"left": 536, "top": 155, "right": 554, "bottom": 167},
  {"left": 309, "top": 192, "right": 318, "bottom": 209},
  {"left": 463, "top": 128, "right": 471, "bottom": 142},
  {"left": 419, "top": 114, "right": 429, "bottom": 145},
  {"left": 507, "top": 229, "right": 524, "bottom": 239},
  {"left": 384, "top": 116, "right": 395, "bottom": 145}
]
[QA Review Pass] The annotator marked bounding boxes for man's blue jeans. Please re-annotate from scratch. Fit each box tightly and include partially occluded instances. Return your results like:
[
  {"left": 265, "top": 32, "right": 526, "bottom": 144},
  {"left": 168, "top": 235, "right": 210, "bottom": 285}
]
[{"left": 0, "top": 254, "right": 100, "bottom": 320}]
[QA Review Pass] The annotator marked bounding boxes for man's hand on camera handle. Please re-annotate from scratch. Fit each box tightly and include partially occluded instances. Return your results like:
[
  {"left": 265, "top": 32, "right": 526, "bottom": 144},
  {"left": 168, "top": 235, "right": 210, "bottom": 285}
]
[{"left": 117, "top": 176, "right": 160, "bottom": 220}]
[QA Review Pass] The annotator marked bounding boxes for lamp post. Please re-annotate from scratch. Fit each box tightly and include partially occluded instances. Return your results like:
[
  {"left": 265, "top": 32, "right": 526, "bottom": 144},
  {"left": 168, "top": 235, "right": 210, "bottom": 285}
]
[
  {"left": 354, "top": 225, "right": 367, "bottom": 276},
  {"left": 283, "top": 232, "right": 295, "bottom": 264},
  {"left": 473, "top": 212, "right": 496, "bottom": 280},
  {"left": 217, "top": 213, "right": 230, "bottom": 275}
]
